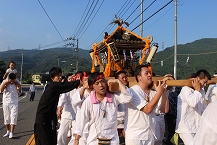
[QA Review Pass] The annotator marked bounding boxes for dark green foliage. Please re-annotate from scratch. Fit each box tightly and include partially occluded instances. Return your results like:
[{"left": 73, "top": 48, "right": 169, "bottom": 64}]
[
  {"left": 0, "top": 38, "right": 217, "bottom": 82},
  {"left": 152, "top": 38, "right": 217, "bottom": 79},
  {"left": 0, "top": 60, "right": 6, "bottom": 82}
]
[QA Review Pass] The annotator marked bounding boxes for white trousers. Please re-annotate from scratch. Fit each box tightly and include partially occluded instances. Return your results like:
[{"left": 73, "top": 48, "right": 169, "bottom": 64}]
[
  {"left": 57, "top": 118, "right": 72, "bottom": 145},
  {"left": 154, "top": 115, "right": 165, "bottom": 145},
  {"left": 125, "top": 132, "right": 154, "bottom": 145},
  {"left": 179, "top": 133, "right": 195, "bottom": 145},
  {"left": 68, "top": 122, "right": 88, "bottom": 145},
  {"left": 3, "top": 103, "right": 18, "bottom": 125}
]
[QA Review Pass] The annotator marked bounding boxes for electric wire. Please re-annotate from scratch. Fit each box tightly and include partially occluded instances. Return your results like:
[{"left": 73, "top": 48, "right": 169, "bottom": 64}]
[
  {"left": 84, "top": 0, "right": 132, "bottom": 50},
  {"left": 72, "top": 0, "right": 91, "bottom": 37},
  {"left": 129, "top": 0, "right": 157, "bottom": 26},
  {"left": 152, "top": 50, "right": 217, "bottom": 64},
  {"left": 125, "top": 0, "right": 144, "bottom": 22},
  {"left": 116, "top": 0, "right": 132, "bottom": 19},
  {"left": 38, "top": 0, "right": 66, "bottom": 45},
  {"left": 132, "top": 0, "right": 173, "bottom": 31},
  {"left": 78, "top": 0, "right": 104, "bottom": 39},
  {"left": 74, "top": 0, "right": 98, "bottom": 38},
  {"left": 143, "top": 5, "right": 173, "bottom": 31}
]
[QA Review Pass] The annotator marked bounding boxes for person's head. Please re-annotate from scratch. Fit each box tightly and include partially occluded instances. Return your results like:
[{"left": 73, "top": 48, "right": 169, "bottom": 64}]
[
  {"left": 66, "top": 73, "right": 73, "bottom": 82},
  {"left": 134, "top": 64, "right": 152, "bottom": 85},
  {"left": 32, "top": 82, "right": 35, "bottom": 85},
  {"left": 49, "top": 67, "right": 62, "bottom": 82},
  {"left": 186, "top": 73, "right": 196, "bottom": 79},
  {"left": 81, "top": 71, "right": 89, "bottom": 84},
  {"left": 8, "top": 73, "right": 16, "bottom": 80},
  {"left": 88, "top": 72, "right": 107, "bottom": 96},
  {"left": 73, "top": 71, "right": 84, "bottom": 81},
  {"left": 61, "top": 76, "right": 66, "bottom": 82},
  {"left": 195, "top": 69, "right": 211, "bottom": 87},
  {"left": 115, "top": 71, "right": 128, "bottom": 87},
  {"left": 8, "top": 61, "right": 16, "bottom": 70}
]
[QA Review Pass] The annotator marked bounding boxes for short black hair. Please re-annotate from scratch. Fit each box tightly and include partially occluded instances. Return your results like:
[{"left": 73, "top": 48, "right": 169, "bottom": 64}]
[
  {"left": 134, "top": 64, "right": 149, "bottom": 82},
  {"left": 75, "top": 71, "right": 84, "bottom": 80},
  {"left": 8, "top": 73, "right": 16, "bottom": 80},
  {"left": 195, "top": 70, "right": 211, "bottom": 80},
  {"left": 49, "top": 67, "right": 62, "bottom": 79},
  {"left": 186, "top": 73, "right": 196, "bottom": 79},
  {"left": 66, "top": 73, "right": 73, "bottom": 79},
  {"left": 88, "top": 72, "right": 104, "bottom": 87},
  {"left": 115, "top": 71, "right": 127, "bottom": 79},
  {"left": 8, "top": 61, "right": 15, "bottom": 67}
]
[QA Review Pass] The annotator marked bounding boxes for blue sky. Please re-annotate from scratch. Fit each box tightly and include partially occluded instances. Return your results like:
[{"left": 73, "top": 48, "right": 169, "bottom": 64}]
[{"left": 0, "top": 0, "right": 216, "bottom": 52}]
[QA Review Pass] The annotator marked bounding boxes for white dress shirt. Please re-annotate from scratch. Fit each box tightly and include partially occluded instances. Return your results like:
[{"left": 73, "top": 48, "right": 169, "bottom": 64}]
[
  {"left": 176, "top": 86, "right": 207, "bottom": 133},
  {"left": 77, "top": 91, "right": 132, "bottom": 145},
  {"left": 193, "top": 100, "right": 217, "bottom": 145},
  {"left": 125, "top": 85, "right": 157, "bottom": 141}
]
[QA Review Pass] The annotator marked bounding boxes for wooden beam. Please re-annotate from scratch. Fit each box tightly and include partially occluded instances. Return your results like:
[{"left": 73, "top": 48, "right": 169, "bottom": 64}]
[{"left": 107, "top": 77, "right": 217, "bottom": 92}]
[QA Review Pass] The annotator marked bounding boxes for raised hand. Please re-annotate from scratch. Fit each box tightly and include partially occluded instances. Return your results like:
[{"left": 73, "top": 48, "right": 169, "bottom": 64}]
[{"left": 192, "top": 78, "right": 201, "bottom": 91}]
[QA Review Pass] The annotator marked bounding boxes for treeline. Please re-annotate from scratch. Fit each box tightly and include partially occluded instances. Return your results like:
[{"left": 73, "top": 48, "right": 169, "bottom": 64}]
[{"left": 0, "top": 38, "right": 217, "bottom": 82}]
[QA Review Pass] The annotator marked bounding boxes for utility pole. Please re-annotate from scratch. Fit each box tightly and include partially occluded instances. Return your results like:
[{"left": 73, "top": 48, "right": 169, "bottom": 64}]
[
  {"left": 140, "top": 0, "right": 143, "bottom": 37},
  {"left": 174, "top": 0, "right": 178, "bottom": 79},
  {"left": 139, "top": 0, "right": 144, "bottom": 61},
  {"left": 20, "top": 50, "right": 23, "bottom": 84},
  {"left": 75, "top": 39, "right": 79, "bottom": 72},
  {"left": 57, "top": 56, "right": 60, "bottom": 67}
]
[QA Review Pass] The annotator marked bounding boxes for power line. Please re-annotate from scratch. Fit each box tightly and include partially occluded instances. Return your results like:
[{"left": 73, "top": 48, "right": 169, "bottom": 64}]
[
  {"left": 74, "top": 0, "right": 98, "bottom": 38},
  {"left": 152, "top": 50, "right": 217, "bottom": 64},
  {"left": 38, "top": 0, "right": 66, "bottom": 45},
  {"left": 132, "top": 0, "right": 173, "bottom": 31},
  {"left": 84, "top": 0, "right": 133, "bottom": 50},
  {"left": 120, "top": 0, "right": 137, "bottom": 18},
  {"left": 125, "top": 0, "right": 144, "bottom": 22},
  {"left": 72, "top": 0, "right": 91, "bottom": 37},
  {"left": 143, "top": 5, "right": 173, "bottom": 31},
  {"left": 78, "top": 0, "right": 104, "bottom": 39},
  {"left": 129, "top": 0, "right": 157, "bottom": 26}
]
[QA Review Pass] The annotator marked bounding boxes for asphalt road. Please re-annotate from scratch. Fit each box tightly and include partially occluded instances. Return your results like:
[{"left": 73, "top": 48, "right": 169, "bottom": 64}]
[{"left": 0, "top": 85, "right": 44, "bottom": 145}]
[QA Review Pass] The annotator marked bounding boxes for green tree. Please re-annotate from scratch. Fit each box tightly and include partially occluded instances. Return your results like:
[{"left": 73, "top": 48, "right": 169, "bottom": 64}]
[{"left": 0, "top": 60, "right": 6, "bottom": 82}]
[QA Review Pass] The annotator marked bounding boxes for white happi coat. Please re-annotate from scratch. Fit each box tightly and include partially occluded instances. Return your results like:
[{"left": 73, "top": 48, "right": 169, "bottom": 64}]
[
  {"left": 57, "top": 89, "right": 82, "bottom": 120},
  {"left": 193, "top": 100, "right": 217, "bottom": 145},
  {"left": 125, "top": 85, "right": 157, "bottom": 141},
  {"left": 176, "top": 86, "right": 207, "bottom": 134},
  {"left": 1, "top": 80, "right": 19, "bottom": 125},
  {"left": 77, "top": 90, "right": 132, "bottom": 145}
]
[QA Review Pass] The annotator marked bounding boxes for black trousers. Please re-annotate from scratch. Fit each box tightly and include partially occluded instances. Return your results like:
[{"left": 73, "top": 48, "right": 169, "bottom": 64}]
[
  {"left": 34, "top": 123, "right": 57, "bottom": 145},
  {"left": 165, "top": 113, "right": 176, "bottom": 145}
]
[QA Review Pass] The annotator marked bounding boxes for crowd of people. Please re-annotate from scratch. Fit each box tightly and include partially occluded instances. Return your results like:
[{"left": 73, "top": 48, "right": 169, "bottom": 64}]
[{"left": 1, "top": 61, "right": 217, "bottom": 145}]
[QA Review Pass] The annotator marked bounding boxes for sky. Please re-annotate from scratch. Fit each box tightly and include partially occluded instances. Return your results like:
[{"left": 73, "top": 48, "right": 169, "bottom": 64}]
[{"left": 0, "top": 0, "right": 217, "bottom": 52}]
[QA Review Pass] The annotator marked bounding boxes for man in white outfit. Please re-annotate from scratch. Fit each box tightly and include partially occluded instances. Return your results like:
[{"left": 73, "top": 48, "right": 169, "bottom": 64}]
[
  {"left": 154, "top": 74, "right": 173, "bottom": 145},
  {"left": 0, "top": 73, "right": 21, "bottom": 139},
  {"left": 205, "top": 72, "right": 217, "bottom": 104},
  {"left": 125, "top": 65, "right": 169, "bottom": 145},
  {"left": 175, "top": 70, "right": 211, "bottom": 145},
  {"left": 74, "top": 72, "right": 132, "bottom": 145},
  {"left": 192, "top": 100, "right": 217, "bottom": 145},
  {"left": 115, "top": 70, "right": 129, "bottom": 141}
]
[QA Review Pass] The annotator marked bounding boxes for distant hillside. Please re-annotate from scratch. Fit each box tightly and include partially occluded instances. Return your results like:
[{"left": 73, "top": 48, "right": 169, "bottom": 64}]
[
  {"left": 0, "top": 47, "right": 92, "bottom": 75},
  {"left": 152, "top": 38, "right": 217, "bottom": 79},
  {"left": 0, "top": 38, "right": 216, "bottom": 79}
]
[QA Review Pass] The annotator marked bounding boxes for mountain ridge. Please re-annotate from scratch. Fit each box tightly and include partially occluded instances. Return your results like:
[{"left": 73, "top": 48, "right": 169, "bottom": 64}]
[{"left": 0, "top": 38, "right": 217, "bottom": 79}]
